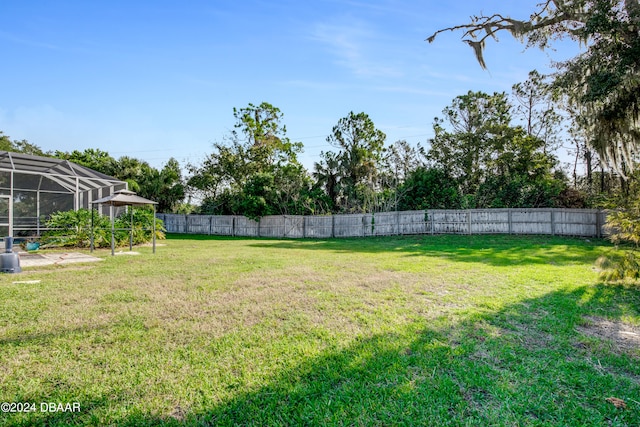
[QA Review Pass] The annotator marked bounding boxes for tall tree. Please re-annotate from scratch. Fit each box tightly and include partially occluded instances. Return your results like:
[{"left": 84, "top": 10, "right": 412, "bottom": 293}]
[
  {"left": 322, "top": 111, "right": 386, "bottom": 212},
  {"left": 511, "top": 70, "right": 563, "bottom": 154},
  {"left": 427, "top": 0, "right": 640, "bottom": 175},
  {"left": 111, "top": 155, "right": 147, "bottom": 191},
  {"left": 397, "top": 166, "right": 462, "bottom": 210},
  {"left": 427, "top": 91, "right": 565, "bottom": 208},
  {"left": 427, "top": 91, "right": 512, "bottom": 197},
  {"left": 313, "top": 151, "right": 342, "bottom": 211},
  {"left": 189, "top": 102, "right": 308, "bottom": 218},
  {"left": 137, "top": 158, "right": 185, "bottom": 213},
  {"left": 384, "top": 140, "right": 423, "bottom": 183},
  {"left": 233, "top": 102, "right": 303, "bottom": 170}
]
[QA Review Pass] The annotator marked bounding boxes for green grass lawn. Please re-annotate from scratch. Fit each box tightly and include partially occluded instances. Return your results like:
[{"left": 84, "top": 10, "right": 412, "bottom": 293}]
[{"left": 0, "top": 234, "right": 639, "bottom": 426}]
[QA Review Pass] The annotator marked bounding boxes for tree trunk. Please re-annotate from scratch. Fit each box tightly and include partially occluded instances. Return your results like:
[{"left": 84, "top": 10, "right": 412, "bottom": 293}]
[{"left": 584, "top": 145, "right": 592, "bottom": 191}]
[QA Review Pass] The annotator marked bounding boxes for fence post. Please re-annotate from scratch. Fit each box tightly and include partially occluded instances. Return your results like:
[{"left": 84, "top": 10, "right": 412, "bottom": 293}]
[
  {"left": 596, "top": 210, "right": 602, "bottom": 238},
  {"left": 184, "top": 214, "right": 188, "bottom": 234},
  {"left": 303, "top": 216, "right": 307, "bottom": 239},
  {"left": 282, "top": 215, "right": 286, "bottom": 238},
  {"left": 232, "top": 216, "right": 236, "bottom": 237},
  {"left": 331, "top": 215, "right": 335, "bottom": 238},
  {"left": 362, "top": 214, "right": 366, "bottom": 237},
  {"left": 468, "top": 210, "right": 472, "bottom": 235},
  {"left": 430, "top": 210, "right": 434, "bottom": 235},
  {"left": 209, "top": 216, "right": 213, "bottom": 235},
  {"left": 550, "top": 209, "right": 555, "bottom": 236}
]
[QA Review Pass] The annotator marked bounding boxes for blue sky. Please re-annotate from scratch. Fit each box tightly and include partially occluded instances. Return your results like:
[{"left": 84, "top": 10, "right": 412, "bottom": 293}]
[{"left": 0, "top": 0, "right": 582, "bottom": 171}]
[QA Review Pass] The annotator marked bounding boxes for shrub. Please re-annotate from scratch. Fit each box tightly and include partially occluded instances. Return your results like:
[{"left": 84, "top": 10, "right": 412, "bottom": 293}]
[
  {"left": 596, "top": 252, "right": 640, "bottom": 282},
  {"left": 398, "top": 167, "right": 462, "bottom": 210},
  {"left": 42, "top": 208, "right": 165, "bottom": 249},
  {"left": 114, "top": 207, "right": 166, "bottom": 245},
  {"left": 598, "top": 201, "right": 640, "bottom": 283}
]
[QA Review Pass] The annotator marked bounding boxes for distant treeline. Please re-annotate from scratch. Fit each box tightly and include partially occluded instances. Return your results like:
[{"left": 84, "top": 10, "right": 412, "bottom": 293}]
[{"left": 2, "top": 76, "right": 636, "bottom": 217}]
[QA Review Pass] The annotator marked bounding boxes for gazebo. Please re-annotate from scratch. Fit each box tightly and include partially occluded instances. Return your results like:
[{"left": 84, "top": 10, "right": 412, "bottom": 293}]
[{"left": 91, "top": 189, "right": 158, "bottom": 255}]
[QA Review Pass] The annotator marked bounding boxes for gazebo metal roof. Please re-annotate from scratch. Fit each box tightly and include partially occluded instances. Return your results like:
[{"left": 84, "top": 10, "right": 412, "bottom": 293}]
[
  {"left": 0, "top": 151, "right": 124, "bottom": 192},
  {"left": 92, "top": 189, "right": 158, "bottom": 207}
]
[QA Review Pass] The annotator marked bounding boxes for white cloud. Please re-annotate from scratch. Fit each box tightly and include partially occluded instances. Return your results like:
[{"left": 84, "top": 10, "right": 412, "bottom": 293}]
[{"left": 310, "top": 19, "right": 403, "bottom": 78}]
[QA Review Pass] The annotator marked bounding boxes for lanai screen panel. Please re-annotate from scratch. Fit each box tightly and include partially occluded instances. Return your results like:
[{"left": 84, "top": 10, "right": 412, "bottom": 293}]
[{"left": 0, "top": 151, "right": 126, "bottom": 236}]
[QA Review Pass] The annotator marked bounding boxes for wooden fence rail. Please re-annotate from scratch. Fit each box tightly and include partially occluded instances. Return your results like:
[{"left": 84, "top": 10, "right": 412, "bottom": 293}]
[{"left": 156, "top": 208, "right": 608, "bottom": 239}]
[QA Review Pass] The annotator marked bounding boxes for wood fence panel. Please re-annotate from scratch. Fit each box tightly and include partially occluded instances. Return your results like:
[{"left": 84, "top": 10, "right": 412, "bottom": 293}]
[
  {"left": 211, "top": 216, "right": 234, "bottom": 236},
  {"left": 162, "top": 214, "right": 186, "bottom": 233},
  {"left": 185, "top": 215, "right": 210, "bottom": 234},
  {"left": 363, "top": 214, "right": 375, "bottom": 236},
  {"left": 429, "top": 210, "right": 469, "bottom": 234},
  {"left": 552, "top": 209, "right": 597, "bottom": 236},
  {"left": 304, "top": 216, "right": 333, "bottom": 238},
  {"left": 284, "top": 216, "right": 305, "bottom": 238},
  {"left": 334, "top": 214, "right": 365, "bottom": 237},
  {"left": 234, "top": 216, "right": 259, "bottom": 237},
  {"left": 399, "top": 210, "right": 427, "bottom": 235},
  {"left": 258, "top": 216, "right": 284, "bottom": 237},
  {"left": 511, "top": 210, "right": 553, "bottom": 234},
  {"left": 597, "top": 210, "right": 609, "bottom": 237},
  {"left": 372, "top": 211, "right": 398, "bottom": 236},
  {"left": 470, "top": 209, "right": 509, "bottom": 234}
]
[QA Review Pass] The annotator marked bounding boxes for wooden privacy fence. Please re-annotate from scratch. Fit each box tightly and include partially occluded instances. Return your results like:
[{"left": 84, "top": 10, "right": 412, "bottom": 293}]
[{"left": 156, "top": 208, "right": 608, "bottom": 239}]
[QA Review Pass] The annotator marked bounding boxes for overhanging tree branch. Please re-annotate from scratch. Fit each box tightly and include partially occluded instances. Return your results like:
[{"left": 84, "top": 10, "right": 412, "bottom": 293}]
[{"left": 427, "top": 0, "right": 640, "bottom": 175}]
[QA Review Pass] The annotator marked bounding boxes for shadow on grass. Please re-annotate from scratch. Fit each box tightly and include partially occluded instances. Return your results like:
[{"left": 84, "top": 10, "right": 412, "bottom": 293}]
[
  {"left": 243, "top": 234, "right": 609, "bottom": 267},
  {"left": 184, "top": 285, "right": 639, "bottom": 427},
  {"left": 8, "top": 283, "right": 638, "bottom": 426}
]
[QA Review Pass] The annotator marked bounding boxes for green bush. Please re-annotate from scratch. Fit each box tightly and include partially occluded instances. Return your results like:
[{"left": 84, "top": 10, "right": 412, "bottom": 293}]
[
  {"left": 596, "top": 251, "right": 640, "bottom": 282},
  {"left": 115, "top": 207, "right": 166, "bottom": 245},
  {"left": 42, "top": 208, "right": 165, "bottom": 249},
  {"left": 597, "top": 202, "right": 640, "bottom": 283}
]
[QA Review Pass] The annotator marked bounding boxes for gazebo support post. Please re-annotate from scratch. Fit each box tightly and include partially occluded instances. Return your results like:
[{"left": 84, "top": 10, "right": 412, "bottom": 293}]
[
  {"left": 152, "top": 205, "right": 156, "bottom": 254},
  {"left": 129, "top": 206, "right": 133, "bottom": 252},
  {"left": 90, "top": 208, "right": 94, "bottom": 253},
  {"left": 111, "top": 205, "right": 115, "bottom": 256}
]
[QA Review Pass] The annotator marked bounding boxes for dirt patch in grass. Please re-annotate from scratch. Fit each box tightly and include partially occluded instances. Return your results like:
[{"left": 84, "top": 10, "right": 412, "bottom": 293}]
[{"left": 577, "top": 316, "right": 640, "bottom": 354}]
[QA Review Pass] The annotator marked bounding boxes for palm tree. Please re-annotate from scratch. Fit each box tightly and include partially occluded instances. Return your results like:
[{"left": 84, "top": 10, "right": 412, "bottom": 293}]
[{"left": 313, "top": 151, "right": 342, "bottom": 211}]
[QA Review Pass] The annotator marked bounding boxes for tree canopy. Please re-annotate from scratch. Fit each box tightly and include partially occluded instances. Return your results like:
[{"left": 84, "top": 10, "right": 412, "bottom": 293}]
[
  {"left": 427, "top": 0, "right": 640, "bottom": 174},
  {"left": 0, "top": 131, "right": 48, "bottom": 156},
  {"left": 188, "top": 102, "right": 312, "bottom": 219},
  {"left": 53, "top": 149, "right": 185, "bottom": 213},
  {"left": 321, "top": 111, "right": 387, "bottom": 212},
  {"left": 427, "top": 91, "right": 564, "bottom": 208}
]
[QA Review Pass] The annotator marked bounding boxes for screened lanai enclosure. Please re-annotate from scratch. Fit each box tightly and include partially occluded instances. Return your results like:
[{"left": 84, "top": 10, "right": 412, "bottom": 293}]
[{"left": 0, "top": 151, "right": 127, "bottom": 237}]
